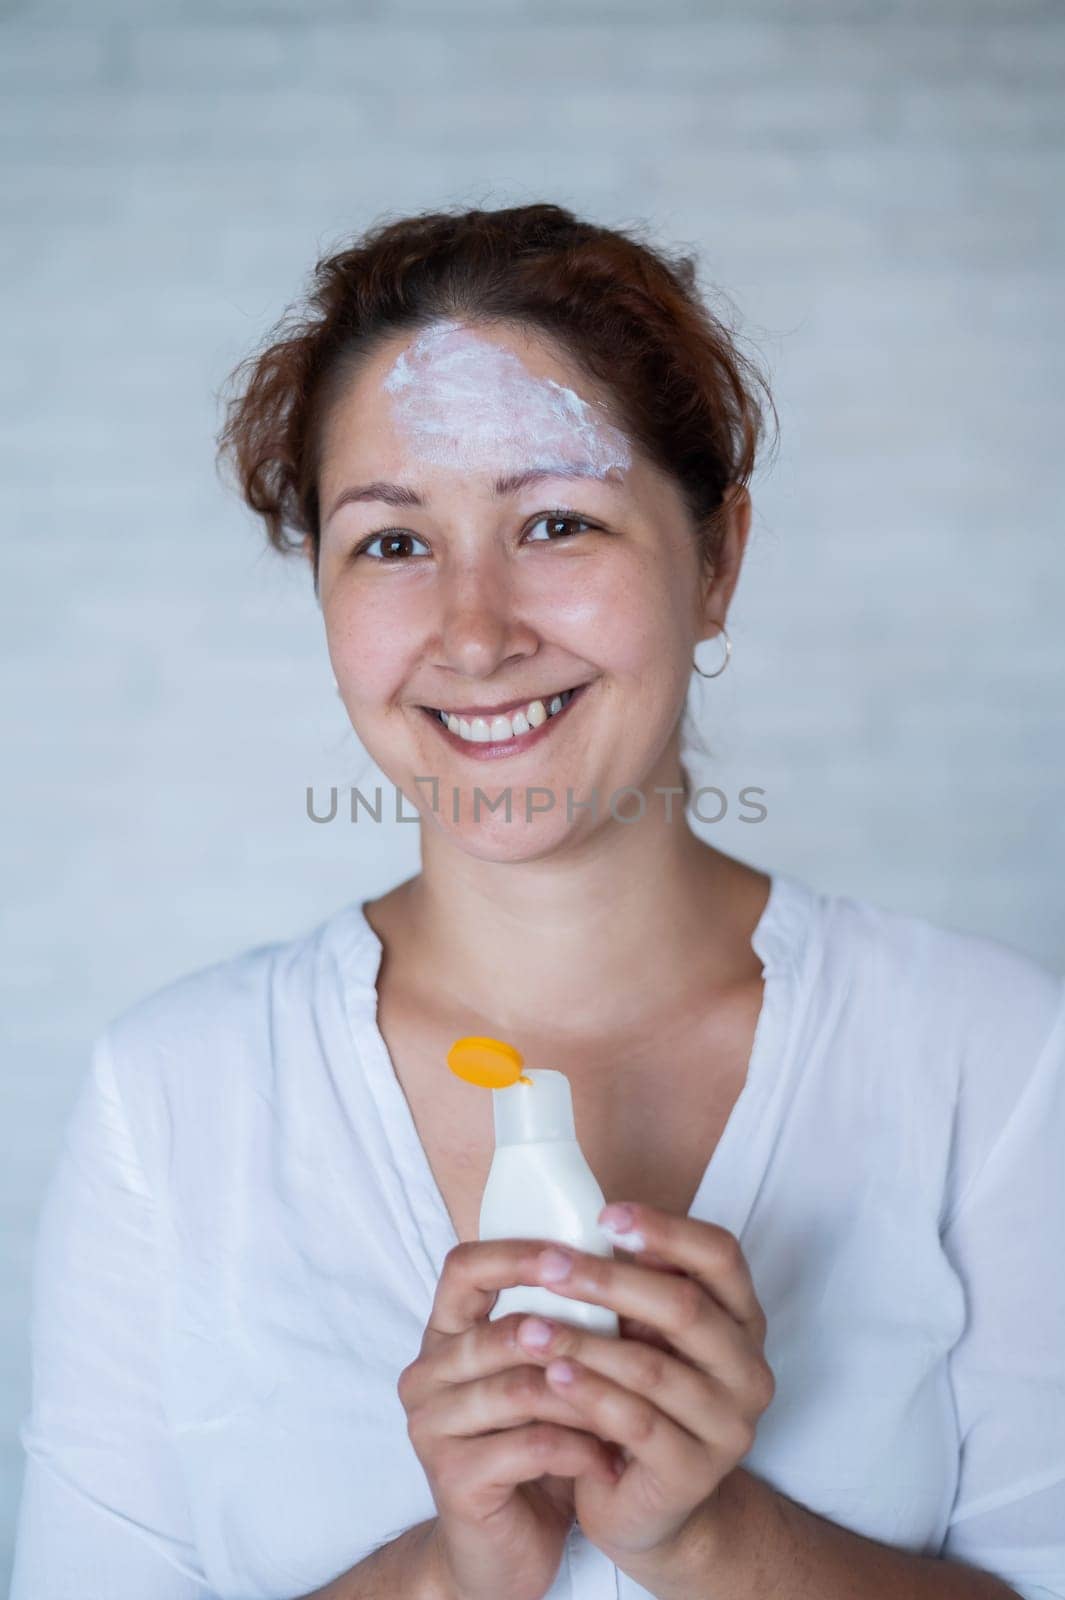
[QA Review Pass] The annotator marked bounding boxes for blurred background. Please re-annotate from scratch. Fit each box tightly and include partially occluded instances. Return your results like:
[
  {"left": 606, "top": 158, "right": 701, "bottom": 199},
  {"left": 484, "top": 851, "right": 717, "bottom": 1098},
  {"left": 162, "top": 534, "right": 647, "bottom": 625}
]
[{"left": 2, "top": 0, "right": 1064, "bottom": 1583}]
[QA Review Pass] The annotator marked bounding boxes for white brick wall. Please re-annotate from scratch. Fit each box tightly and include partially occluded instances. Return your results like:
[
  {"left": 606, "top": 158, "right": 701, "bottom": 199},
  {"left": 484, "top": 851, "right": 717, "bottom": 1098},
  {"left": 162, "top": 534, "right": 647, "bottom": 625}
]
[{"left": 2, "top": 3, "right": 1063, "bottom": 1581}]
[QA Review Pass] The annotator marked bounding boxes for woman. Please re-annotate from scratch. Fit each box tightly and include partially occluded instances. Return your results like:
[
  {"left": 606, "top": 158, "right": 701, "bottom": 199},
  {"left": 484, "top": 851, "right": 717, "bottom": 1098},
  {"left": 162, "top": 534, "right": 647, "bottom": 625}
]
[{"left": 11, "top": 203, "right": 1065, "bottom": 1600}]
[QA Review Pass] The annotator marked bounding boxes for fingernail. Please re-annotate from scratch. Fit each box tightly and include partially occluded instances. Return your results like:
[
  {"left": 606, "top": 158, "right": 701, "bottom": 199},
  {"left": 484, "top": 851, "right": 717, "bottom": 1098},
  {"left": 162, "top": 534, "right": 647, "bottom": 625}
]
[
  {"left": 538, "top": 1247, "right": 573, "bottom": 1282},
  {"left": 598, "top": 1204, "right": 645, "bottom": 1250},
  {"left": 519, "top": 1316, "right": 554, "bottom": 1349}
]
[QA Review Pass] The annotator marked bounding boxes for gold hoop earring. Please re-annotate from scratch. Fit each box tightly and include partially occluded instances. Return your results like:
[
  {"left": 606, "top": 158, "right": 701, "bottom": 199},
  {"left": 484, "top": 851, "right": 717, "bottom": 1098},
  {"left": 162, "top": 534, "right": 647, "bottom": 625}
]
[{"left": 692, "top": 626, "right": 732, "bottom": 679}]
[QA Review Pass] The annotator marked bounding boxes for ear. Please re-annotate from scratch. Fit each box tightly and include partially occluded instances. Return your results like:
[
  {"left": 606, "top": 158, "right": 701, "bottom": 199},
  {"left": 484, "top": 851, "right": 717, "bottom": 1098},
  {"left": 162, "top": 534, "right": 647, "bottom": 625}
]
[
  {"left": 301, "top": 533, "right": 322, "bottom": 603},
  {"left": 697, "top": 483, "right": 752, "bottom": 638}
]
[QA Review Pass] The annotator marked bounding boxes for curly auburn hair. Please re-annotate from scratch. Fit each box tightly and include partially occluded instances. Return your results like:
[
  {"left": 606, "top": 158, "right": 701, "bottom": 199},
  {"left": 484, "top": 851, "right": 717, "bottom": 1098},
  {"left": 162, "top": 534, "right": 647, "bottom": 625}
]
[{"left": 215, "top": 201, "right": 777, "bottom": 592}]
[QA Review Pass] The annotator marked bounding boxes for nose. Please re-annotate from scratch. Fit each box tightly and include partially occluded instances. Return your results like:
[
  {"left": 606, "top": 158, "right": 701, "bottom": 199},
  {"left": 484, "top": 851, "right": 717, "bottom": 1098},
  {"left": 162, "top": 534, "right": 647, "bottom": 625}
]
[{"left": 433, "top": 559, "right": 539, "bottom": 681}]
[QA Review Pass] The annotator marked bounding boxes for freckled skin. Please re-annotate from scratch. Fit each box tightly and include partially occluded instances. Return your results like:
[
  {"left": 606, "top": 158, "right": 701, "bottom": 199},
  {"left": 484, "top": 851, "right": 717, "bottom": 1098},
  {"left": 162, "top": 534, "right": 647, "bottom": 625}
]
[{"left": 314, "top": 316, "right": 748, "bottom": 866}]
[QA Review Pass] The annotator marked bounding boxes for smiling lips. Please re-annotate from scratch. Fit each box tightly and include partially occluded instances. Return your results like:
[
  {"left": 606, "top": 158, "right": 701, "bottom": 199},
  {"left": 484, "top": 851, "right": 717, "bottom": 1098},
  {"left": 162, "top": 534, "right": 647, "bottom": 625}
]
[{"left": 421, "top": 682, "right": 589, "bottom": 753}]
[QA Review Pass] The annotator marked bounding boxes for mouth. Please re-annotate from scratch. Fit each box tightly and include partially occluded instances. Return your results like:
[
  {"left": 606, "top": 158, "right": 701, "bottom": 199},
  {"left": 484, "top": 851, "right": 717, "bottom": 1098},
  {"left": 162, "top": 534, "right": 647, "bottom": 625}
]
[{"left": 417, "top": 681, "right": 593, "bottom": 759}]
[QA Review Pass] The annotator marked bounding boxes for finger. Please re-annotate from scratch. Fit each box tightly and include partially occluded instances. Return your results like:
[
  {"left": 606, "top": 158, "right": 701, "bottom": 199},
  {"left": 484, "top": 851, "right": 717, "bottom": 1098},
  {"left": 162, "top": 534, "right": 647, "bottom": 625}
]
[
  {"left": 618, "top": 1315, "right": 697, "bottom": 1365},
  {"left": 613, "top": 1251, "right": 699, "bottom": 1365},
  {"left": 412, "top": 1358, "right": 609, "bottom": 1452},
  {"left": 424, "top": 1238, "right": 584, "bottom": 1343},
  {"left": 401, "top": 1307, "right": 574, "bottom": 1412},
  {"left": 601, "top": 1204, "right": 765, "bottom": 1336},
  {"left": 434, "top": 1422, "right": 621, "bottom": 1508},
  {"left": 616, "top": 1249, "right": 697, "bottom": 1355},
  {"left": 532, "top": 1243, "right": 762, "bottom": 1386},
  {"left": 518, "top": 1317, "right": 751, "bottom": 1449},
  {"left": 542, "top": 1357, "right": 729, "bottom": 1497}
]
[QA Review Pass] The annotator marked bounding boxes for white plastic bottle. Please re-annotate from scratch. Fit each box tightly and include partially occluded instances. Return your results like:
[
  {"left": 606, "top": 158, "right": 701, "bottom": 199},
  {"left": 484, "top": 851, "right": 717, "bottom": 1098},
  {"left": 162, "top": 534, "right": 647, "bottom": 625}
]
[{"left": 479, "top": 1068, "right": 619, "bottom": 1336}]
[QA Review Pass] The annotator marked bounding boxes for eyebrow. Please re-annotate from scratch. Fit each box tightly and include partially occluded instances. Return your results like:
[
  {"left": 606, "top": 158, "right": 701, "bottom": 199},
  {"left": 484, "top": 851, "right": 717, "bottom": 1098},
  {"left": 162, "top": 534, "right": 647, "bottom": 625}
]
[{"left": 323, "top": 463, "right": 625, "bottom": 525}]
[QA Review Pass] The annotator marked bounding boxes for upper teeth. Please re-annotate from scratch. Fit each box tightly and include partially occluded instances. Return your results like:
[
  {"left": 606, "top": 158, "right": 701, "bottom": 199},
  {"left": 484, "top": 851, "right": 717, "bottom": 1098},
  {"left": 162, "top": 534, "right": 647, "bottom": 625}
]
[{"left": 436, "top": 689, "right": 576, "bottom": 743}]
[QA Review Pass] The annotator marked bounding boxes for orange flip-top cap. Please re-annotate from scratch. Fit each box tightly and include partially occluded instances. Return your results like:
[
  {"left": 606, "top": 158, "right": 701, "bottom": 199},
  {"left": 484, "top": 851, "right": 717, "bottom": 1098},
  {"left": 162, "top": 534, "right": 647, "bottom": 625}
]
[{"left": 446, "top": 1035, "right": 532, "bottom": 1088}]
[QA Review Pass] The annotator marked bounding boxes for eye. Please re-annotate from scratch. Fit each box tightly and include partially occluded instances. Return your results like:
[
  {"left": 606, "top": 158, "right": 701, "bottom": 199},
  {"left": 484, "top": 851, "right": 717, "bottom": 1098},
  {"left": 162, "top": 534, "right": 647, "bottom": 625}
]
[
  {"left": 355, "top": 531, "right": 430, "bottom": 562},
  {"left": 524, "top": 511, "right": 597, "bottom": 544}
]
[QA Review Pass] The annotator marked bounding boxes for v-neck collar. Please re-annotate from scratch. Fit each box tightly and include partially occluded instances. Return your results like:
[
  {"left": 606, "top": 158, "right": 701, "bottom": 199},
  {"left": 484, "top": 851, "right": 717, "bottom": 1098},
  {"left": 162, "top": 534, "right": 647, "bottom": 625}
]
[{"left": 338, "top": 869, "right": 817, "bottom": 1302}]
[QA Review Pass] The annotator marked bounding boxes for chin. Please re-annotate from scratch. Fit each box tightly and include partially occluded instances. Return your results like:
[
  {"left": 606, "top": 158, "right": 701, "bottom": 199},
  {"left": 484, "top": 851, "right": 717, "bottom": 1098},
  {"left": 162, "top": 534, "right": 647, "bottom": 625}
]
[{"left": 420, "top": 802, "right": 596, "bottom": 864}]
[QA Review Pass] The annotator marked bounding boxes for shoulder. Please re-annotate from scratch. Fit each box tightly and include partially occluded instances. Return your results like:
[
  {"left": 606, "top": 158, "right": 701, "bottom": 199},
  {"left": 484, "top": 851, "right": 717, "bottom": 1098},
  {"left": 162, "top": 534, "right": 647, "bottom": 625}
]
[
  {"left": 95, "top": 899, "right": 374, "bottom": 1167},
  {"left": 798, "top": 875, "right": 1065, "bottom": 1217},
  {"left": 802, "top": 874, "right": 1064, "bottom": 1033}
]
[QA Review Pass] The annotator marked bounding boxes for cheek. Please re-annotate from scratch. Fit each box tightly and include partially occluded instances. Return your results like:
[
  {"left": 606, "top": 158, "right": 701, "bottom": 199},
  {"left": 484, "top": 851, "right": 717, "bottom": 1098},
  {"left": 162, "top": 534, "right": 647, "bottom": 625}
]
[
  {"left": 325, "top": 589, "right": 423, "bottom": 706},
  {"left": 535, "top": 554, "right": 676, "bottom": 682}
]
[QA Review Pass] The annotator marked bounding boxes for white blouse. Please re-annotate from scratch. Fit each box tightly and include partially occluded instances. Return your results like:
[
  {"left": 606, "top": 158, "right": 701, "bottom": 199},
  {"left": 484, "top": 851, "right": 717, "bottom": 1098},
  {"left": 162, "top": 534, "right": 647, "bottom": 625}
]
[{"left": 10, "top": 870, "right": 1065, "bottom": 1600}]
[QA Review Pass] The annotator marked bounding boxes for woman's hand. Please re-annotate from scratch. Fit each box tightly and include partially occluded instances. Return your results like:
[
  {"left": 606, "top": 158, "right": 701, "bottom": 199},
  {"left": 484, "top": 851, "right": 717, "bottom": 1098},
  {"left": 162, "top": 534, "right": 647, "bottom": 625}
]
[
  {"left": 398, "top": 1240, "right": 624, "bottom": 1600},
  {"left": 510, "top": 1201, "right": 776, "bottom": 1577}
]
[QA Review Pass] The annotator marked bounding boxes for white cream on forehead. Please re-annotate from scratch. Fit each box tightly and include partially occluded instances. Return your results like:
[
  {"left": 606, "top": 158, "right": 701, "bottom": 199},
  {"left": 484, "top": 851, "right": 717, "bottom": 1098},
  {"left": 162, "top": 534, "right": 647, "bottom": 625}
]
[{"left": 381, "top": 318, "right": 632, "bottom": 477}]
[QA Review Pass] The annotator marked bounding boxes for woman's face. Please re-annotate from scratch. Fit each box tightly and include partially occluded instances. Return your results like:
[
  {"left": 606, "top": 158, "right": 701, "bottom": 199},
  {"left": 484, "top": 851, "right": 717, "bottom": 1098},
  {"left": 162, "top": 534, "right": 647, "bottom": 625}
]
[{"left": 316, "top": 316, "right": 735, "bottom": 860}]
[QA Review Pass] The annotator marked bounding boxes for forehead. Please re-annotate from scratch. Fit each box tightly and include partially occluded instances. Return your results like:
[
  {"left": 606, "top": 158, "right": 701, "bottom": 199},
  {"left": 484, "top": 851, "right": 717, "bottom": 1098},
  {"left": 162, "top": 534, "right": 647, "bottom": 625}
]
[{"left": 321, "top": 317, "right": 633, "bottom": 477}]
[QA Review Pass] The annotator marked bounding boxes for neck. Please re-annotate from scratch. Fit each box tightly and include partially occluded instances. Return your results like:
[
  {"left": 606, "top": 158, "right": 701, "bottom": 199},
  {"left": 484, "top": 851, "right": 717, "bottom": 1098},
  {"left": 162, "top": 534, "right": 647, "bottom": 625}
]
[{"left": 393, "top": 802, "right": 769, "bottom": 1052}]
